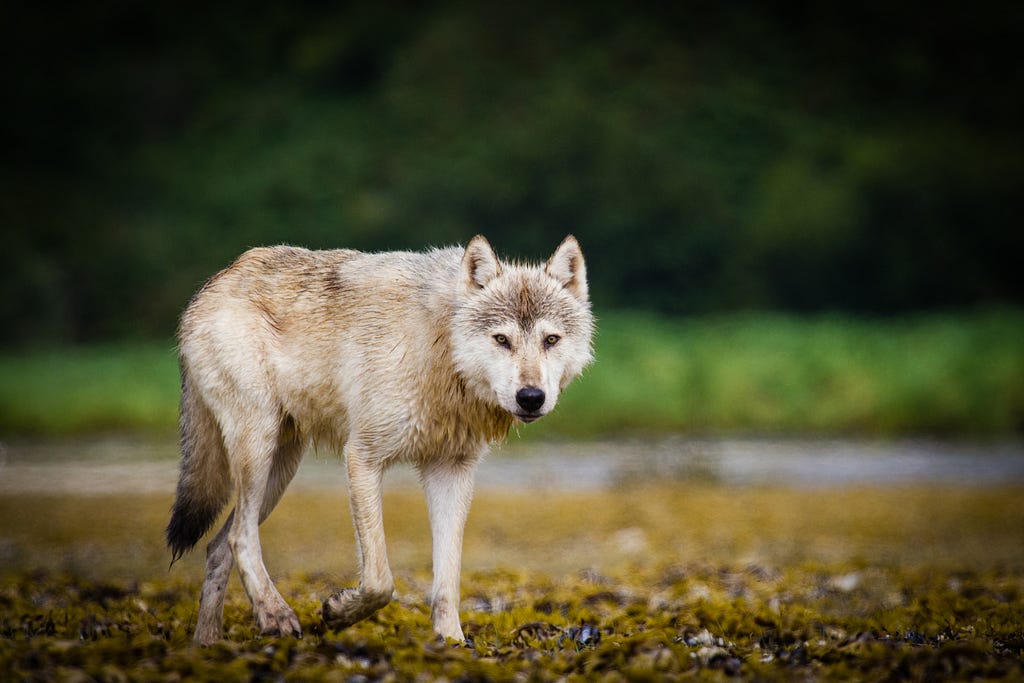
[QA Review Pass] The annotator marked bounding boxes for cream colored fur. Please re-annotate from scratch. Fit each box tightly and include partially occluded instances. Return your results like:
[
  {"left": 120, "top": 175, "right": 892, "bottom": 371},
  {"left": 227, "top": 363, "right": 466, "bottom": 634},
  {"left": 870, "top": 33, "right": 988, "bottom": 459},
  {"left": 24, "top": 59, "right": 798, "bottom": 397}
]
[{"left": 167, "top": 236, "right": 593, "bottom": 644}]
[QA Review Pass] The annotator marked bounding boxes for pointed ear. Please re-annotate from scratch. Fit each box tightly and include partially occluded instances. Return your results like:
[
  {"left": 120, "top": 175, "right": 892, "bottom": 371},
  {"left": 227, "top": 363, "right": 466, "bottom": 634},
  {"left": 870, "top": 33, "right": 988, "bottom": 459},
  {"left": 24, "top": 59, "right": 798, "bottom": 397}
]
[
  {"left": 461, "top": 235, "right": 502, "bottom": 293},
  {"left": 545, "top": 235, "right": 588, "bottom": 302}
]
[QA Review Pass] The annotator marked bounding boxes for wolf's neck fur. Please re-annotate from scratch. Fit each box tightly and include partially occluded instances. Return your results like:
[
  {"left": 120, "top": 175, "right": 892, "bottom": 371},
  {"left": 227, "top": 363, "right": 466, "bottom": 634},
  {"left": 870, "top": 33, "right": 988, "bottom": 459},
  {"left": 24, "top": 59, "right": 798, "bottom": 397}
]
[{"left": 401, "top": 279, "right": 515, "bottom": 462}]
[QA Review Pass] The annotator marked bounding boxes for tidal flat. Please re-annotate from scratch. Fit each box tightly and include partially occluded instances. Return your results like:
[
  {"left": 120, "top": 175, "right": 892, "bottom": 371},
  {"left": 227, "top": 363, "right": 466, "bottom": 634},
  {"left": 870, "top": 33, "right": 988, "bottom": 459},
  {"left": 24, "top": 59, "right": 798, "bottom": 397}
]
[{"left": 2, "top": 476, "right": 1023, "bottom": 681}]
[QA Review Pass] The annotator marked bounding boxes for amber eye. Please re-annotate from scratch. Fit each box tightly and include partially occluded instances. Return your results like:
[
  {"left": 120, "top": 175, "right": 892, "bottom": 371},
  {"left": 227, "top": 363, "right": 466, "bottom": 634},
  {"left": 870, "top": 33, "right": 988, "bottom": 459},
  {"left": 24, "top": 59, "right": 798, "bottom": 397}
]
[
  {"left": 494, "top": 334, "right": 511, "bottom": 348},
  {"left": 544, "top": 334, "right": 561, "bottom": 348}
]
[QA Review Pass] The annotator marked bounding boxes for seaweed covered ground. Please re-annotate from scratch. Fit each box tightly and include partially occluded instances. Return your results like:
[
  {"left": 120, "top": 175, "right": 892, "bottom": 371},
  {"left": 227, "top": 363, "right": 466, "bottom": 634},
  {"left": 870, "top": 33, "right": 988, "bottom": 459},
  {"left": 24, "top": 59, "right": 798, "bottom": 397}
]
[{"left": 1, "top": 485, "right": 1023, "bottom": 681}]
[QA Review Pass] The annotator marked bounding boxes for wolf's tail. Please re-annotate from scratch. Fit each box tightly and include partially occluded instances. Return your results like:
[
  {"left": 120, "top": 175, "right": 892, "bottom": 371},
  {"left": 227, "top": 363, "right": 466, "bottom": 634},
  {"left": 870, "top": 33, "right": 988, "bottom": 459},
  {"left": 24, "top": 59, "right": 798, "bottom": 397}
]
[{"left": 166, "top": 364, "right": 232, "bottom": 564}]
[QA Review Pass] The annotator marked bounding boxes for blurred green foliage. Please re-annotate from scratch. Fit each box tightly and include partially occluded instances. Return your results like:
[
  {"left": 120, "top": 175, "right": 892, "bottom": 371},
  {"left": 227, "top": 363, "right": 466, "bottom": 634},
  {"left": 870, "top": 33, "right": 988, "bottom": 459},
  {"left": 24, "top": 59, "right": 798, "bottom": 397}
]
[
  {"left": 2, "top": 312, "right": 1021, "bottom": 436},
  {"left": 544, "top": 310, "right": 1024, "bottom": 436},
  {"left": 0, "top": 343, "right": 179, "bottom": 434},
  {"left": 2, "top": 2, "right": 1023, "bottom": 343}
]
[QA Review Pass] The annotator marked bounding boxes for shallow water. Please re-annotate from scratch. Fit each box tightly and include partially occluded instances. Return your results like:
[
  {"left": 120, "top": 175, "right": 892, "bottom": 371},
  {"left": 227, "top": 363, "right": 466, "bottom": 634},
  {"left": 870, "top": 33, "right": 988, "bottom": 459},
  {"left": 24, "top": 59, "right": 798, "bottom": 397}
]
[{"left": 1, "top": 435, "right": 1022, "bottom": 495}]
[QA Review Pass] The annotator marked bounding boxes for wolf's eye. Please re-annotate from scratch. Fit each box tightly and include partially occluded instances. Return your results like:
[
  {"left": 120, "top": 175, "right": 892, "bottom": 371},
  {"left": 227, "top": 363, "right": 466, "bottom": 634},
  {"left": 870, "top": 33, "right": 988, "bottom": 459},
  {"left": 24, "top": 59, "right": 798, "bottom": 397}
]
[
  {"left": 494, "top": 334, "right": 511, "bottom": 349},
  {"left": 544, "top": 334, "right": 561, "bottom": 348}
]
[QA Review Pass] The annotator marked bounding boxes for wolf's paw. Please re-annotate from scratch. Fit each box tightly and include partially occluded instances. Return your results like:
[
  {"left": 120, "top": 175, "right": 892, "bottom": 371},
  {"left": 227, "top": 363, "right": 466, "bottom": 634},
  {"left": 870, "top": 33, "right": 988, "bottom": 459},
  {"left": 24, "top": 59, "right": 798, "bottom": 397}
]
[
  {"left": 322, "top": 587, "right": 392, "bottom": 630},
  {"left": 431, "top": 598, "right": 465, "bottom": 643},
  {"left": 255, "top": 602, "right": 302, "bottom": 638}
]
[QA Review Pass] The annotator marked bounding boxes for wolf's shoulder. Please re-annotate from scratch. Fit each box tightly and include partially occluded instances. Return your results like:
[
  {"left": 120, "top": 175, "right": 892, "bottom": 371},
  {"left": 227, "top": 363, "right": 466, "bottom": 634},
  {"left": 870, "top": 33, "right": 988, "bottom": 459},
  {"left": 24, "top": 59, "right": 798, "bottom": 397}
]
[
  {"left": 202, "top": 244, "right": 464, "bottom": 304},
  {"left": 333, "top": 245, "right": 463, "bottom": 282},
  {"left": 231, "top": 242, "right": 461, "bottom": 266},
  {"left": 233, "top": 245, "right": 361, "bottom": 271}
]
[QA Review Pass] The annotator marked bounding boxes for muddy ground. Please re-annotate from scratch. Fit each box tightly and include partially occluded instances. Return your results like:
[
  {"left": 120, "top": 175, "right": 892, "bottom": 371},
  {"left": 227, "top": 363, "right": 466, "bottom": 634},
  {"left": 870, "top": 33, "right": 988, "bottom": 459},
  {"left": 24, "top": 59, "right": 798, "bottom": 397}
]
[{"left": 1, "top": 438, "right": 1022, "bottom": 681}]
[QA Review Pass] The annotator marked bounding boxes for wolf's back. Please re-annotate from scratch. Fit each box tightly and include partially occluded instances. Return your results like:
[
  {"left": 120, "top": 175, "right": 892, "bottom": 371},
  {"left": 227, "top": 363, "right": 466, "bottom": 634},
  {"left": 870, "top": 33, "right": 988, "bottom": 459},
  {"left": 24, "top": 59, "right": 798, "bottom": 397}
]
[{"left": 166, "top": 362, "right": 232, "bottom": 563}]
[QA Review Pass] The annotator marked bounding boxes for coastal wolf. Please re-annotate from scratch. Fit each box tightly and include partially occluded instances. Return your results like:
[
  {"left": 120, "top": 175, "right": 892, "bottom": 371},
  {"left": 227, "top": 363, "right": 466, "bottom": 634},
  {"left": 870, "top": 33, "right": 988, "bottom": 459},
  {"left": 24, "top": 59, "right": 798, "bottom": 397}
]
[{"left": 166, "top": 235, "right": 593, "bottom": 644}]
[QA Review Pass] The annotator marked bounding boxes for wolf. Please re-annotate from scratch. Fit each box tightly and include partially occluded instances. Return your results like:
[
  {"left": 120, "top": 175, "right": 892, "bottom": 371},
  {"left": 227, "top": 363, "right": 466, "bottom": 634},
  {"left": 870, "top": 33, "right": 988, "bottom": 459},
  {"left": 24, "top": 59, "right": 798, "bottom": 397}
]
[{"left": 166, "top": 235, "right": 593, "bottom": 644}]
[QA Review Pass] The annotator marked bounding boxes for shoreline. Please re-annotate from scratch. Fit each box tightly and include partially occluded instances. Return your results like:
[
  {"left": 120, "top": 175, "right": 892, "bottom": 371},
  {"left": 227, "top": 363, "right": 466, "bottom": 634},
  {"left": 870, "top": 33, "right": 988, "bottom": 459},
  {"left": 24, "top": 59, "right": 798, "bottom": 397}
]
[{"left": 2, "top": 435, "right": 1022, "bottom": 495}]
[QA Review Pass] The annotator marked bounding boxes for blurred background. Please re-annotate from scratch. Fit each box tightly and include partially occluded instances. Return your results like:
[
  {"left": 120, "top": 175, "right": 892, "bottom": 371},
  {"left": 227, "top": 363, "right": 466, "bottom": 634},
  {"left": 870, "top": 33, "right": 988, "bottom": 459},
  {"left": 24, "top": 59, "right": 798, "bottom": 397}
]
[
  {"left": 1, "top": 1, "right": 1023, "bottom": 438},
  {"left": 2, "top": 10, "right": 1023, "bottom": 673}
]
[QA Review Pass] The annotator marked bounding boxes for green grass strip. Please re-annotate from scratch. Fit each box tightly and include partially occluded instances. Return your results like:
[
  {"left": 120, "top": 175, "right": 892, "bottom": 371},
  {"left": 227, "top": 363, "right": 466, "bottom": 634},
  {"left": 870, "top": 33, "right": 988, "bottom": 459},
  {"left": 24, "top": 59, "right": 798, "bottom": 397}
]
[
  {"left": 0, "top": 343, "right": 180, "bottom": 435},
  {"left": 2, "top": 310, "right": 1022, "bottom": 436}
]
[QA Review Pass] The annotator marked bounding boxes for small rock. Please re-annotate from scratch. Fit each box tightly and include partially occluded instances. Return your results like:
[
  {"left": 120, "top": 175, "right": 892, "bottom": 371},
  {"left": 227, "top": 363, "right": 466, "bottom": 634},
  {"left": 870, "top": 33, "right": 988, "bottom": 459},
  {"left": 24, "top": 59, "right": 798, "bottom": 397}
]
[
  {"left": 828, "top": 572, "right": 861, "bottom": 593},
  {"left": 610, "top": 527, "right": 648, "bottom": 554},
  {"left": 559, "top": 623, "right": 601, "bottom": 650}
]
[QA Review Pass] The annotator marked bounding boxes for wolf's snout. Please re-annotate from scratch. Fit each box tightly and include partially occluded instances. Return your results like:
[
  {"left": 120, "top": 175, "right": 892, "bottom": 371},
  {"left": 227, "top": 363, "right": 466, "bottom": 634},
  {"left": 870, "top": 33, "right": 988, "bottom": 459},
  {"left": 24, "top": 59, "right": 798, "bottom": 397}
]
[{"left": 515, "top": 386, "right": 546, "bottom": 412}]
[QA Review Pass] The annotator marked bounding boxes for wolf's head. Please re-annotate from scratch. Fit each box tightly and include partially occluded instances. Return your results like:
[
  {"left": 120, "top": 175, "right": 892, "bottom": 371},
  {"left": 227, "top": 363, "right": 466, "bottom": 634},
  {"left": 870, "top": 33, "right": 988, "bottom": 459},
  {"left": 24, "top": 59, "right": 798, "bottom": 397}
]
[{"left": 451, "top": 235, "right": 594, "bottom": 424}]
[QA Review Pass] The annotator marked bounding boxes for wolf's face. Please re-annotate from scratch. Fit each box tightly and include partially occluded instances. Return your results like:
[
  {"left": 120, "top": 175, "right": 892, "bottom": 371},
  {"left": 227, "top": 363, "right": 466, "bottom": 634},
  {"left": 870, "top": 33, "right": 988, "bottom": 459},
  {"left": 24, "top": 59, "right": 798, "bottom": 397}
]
[{"left": 451, "top": 236, "right": 594, "bottom": 423}]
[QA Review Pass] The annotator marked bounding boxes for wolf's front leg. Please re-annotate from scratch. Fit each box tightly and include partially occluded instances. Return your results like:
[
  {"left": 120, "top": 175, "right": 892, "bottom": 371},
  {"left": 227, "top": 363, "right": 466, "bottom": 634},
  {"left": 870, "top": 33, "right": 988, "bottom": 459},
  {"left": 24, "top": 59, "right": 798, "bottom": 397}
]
[
  {"left": 323, "top": 446, "right": 395, "bottom": 630},
  {"left": 420, "top": 456, "right": 479, "bottom": 642}
]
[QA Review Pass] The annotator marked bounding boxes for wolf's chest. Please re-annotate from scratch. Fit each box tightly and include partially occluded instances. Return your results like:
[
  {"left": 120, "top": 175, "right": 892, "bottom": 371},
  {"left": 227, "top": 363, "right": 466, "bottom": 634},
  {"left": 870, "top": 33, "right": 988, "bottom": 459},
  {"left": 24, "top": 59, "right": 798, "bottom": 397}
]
[{"left": 390, "top": 398, "right": 512, "bottom": 464}]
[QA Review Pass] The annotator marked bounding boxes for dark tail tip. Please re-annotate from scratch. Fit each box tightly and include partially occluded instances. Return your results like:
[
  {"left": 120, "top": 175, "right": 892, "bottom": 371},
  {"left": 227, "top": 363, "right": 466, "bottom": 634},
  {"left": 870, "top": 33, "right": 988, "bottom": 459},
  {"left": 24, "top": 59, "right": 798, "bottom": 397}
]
[{"left": 166, "top": 496, "right": 220, "bottom": 567}]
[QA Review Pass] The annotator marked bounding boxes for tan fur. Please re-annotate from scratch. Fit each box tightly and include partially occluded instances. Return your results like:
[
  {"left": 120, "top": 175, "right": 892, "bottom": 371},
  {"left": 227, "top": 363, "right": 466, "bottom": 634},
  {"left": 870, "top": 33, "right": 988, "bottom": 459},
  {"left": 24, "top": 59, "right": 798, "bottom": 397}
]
[{"left": 167, "top": 236, "right": 593, "bottom": 644}]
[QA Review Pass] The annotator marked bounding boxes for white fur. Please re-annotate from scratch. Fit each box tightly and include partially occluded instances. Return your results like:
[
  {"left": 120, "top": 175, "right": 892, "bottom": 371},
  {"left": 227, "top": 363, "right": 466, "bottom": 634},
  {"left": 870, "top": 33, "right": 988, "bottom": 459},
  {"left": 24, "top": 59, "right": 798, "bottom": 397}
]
[{"left": 168, "top": 236, "right": 594, "bottom": 644}]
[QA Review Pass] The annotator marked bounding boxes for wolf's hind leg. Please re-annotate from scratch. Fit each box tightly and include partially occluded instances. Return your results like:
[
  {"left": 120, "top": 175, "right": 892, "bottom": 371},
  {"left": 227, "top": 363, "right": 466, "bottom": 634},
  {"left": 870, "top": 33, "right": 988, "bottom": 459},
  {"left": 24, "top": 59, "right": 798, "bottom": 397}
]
[
  {"left": 323, "top": 442, "right": 394, "bottom": 629},
  {"left": 420, "top": 456, "right": 478, "bottom": 642},
  {"left": 194, "top": 435, "right": 305, "bottom": 643},
  {"left": 194, "top": 509, "right": 235, "bottom": 645},
  {"left": 194, "top": 435, "right": 305, "bottom": 644},
  {"left": 233, "top": 433, "right": 305, "bottom": 638}
]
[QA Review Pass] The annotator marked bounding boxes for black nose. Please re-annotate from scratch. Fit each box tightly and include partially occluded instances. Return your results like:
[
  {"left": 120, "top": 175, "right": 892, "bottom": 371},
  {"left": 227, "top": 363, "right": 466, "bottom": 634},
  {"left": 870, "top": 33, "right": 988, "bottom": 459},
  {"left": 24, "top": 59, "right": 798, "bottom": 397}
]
[{"left": 515, "top": 386, "right": 546, "bottom": 412}]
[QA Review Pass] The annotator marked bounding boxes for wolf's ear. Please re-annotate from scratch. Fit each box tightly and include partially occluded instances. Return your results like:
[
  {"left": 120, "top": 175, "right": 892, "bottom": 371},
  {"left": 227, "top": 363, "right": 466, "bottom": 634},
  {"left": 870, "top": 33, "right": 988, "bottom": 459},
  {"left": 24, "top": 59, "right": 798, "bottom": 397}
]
[
  {"left": 546, "top": 235, "right": 588, "bottom": 302},
  {"left": 461, "top": 235, "right": 502, "bottom": 292}
]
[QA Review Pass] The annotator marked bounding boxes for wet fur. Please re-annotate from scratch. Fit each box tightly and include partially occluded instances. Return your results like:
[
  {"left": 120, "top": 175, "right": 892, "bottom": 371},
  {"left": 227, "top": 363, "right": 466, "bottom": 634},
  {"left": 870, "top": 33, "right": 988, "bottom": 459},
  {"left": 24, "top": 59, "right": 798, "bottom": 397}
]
[{"left": 166, "top": 236, "right": 593, "bottom": 643}]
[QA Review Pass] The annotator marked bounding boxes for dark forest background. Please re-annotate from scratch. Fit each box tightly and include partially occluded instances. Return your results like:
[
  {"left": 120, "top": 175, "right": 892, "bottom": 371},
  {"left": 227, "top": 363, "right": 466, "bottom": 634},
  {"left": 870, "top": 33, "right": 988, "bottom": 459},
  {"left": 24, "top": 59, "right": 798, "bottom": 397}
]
[{"left": 3, "top": 1, "right": 1022, "bottom": 345}]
